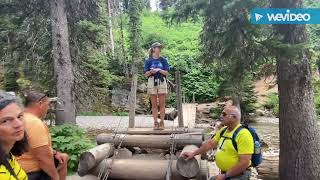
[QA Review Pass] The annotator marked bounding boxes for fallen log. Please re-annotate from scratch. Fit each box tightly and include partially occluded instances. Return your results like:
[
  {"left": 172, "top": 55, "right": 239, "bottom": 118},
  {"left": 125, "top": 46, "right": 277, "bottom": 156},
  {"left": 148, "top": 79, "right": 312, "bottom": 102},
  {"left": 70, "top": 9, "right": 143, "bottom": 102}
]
[
  {"left": 177, "top": 145, "right": 201, "bottom": 178},
  {"left": 96, "top": 134, "right": 203, "bottom": 149},
  {"left": 90, "top": 159, "right": 208, "bottom": 180},
  {"left": 78, "top": 144, "right": 114, "bottom": 176}
]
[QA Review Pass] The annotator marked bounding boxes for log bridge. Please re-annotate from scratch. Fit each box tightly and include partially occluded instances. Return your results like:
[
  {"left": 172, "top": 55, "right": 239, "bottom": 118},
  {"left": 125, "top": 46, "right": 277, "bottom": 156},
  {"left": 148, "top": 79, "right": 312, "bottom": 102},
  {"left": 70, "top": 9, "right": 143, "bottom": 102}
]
[{"left": 76, "top": 101, "right": 219, "bottom": 180}]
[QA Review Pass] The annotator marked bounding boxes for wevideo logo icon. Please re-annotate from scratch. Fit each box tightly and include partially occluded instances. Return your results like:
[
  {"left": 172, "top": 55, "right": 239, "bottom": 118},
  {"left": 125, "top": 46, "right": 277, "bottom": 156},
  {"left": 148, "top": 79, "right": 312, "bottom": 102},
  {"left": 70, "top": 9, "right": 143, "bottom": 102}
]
[
  {"left": 255, "top": 13, "right": 263, "bottom": 22},
  {"left": 251, "top": 8, "right": 320, "bottom": 24}
]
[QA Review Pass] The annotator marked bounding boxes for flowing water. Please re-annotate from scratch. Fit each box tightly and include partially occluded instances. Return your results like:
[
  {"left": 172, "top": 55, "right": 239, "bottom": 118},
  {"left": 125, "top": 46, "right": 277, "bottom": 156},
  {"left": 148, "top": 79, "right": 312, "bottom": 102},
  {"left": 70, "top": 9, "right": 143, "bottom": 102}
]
[
  {"left": 251, "top": 117, "right": 280, "bottom": 180},
  {"left": 251, "top": 117, "right": 280, "bottom": 156}
]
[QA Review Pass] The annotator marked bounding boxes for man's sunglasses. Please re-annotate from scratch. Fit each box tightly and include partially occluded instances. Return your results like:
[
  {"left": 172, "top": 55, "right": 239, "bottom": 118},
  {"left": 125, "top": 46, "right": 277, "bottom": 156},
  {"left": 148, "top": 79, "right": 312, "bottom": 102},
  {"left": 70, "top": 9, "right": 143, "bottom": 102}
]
[{"left": 221, "top": 112, "right": 237, "bottom": 118}]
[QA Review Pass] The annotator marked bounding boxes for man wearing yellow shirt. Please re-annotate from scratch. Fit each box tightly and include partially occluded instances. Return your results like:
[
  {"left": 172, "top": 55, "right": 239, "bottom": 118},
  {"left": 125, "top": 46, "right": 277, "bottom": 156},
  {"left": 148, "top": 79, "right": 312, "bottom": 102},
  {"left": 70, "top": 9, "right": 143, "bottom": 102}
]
[{"left": 182, "top": 106, "right": 254, "bottom": 180}]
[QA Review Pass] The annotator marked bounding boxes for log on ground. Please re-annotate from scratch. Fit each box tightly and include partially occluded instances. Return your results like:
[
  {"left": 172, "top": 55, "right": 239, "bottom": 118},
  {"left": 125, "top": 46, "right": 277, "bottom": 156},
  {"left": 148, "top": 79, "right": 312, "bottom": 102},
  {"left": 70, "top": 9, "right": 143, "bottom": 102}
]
[{"left": 96, "top": 134, "right": 203, "bottom": 149}]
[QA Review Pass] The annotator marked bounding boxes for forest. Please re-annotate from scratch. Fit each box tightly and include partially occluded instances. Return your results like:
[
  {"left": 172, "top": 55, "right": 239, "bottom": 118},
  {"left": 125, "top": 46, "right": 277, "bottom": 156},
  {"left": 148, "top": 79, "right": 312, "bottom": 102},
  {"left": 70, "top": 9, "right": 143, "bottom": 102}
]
[{"left": 1, "top": 0, "right": 320, "bottom": 179}]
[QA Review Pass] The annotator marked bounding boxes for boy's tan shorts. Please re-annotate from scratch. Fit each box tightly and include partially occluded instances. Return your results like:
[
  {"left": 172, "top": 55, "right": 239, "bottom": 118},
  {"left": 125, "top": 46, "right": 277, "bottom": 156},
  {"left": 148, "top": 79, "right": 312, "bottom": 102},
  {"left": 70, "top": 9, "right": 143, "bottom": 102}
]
[{"left": 147, "top": 76, "right": 168, "bottom": 95}]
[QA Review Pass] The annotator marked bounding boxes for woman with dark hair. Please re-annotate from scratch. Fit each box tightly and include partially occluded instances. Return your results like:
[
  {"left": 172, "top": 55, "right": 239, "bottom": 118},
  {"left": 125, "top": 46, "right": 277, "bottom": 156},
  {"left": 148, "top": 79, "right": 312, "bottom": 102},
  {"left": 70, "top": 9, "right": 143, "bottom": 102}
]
[
  {"left": 0, "top": 91, "right": 29, "bottom": 179},
  {"left": 144, "top": 42, "right": 170, "bottom": 130}
]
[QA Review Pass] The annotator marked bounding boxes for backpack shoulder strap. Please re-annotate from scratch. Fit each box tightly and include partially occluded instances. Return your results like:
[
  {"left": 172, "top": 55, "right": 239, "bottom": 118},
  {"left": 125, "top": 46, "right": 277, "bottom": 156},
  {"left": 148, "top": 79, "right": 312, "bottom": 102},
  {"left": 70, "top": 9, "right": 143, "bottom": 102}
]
[
  {"left": 231, "top": 125, "right": 245, "bottom": 151},
  {"left": 219, "top": 127, "right": 228, "bottom": 138}
]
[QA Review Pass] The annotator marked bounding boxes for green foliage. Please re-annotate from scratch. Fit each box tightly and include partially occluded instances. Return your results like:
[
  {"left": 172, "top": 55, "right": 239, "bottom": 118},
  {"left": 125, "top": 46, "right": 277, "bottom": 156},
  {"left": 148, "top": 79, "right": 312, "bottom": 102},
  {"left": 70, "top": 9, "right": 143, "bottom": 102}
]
[
  {"left": 50, "top": 124, "right": 95, "bottom": 172},
  {"left": 141, "top": 12, "right": 218, "bottom": 102},
  {"left": 264, "top": 92, "right": 279, "bottom": 116},
  {"left": 209, "top": 106, "right": 223, "bottom": 119},
  {"left": 166, "top": 92, "right": 177, "bottom": 108},
  {"left": 128, "top": 0, "right": 144, "bottom": 61},
  {"left": 78, "top": 111, "right": 106, "bottom": 116},
  {"left": 182, "top": 67, "right": 220, "bottom": 102},
  {"left": 313, "top": 78, "right": 320, "bottom": 119},
  {"left": 218, "top": 74, "right": 257, "bottom": 118},
  {"left": 112, "top": 111, "right": 129, "bottom": 116}
]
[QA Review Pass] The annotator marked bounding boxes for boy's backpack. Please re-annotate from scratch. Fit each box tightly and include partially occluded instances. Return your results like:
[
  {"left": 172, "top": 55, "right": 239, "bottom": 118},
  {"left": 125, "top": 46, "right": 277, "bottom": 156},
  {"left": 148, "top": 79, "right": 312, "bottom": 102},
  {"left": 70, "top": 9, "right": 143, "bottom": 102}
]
[{"left": 219, "top": 124, "right": 262, "bottom": 167}]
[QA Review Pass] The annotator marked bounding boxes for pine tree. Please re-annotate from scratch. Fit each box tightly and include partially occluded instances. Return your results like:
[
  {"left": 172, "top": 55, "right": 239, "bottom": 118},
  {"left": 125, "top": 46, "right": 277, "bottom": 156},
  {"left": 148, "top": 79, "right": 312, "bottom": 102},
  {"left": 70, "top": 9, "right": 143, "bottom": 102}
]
[{"left": 272, "top": 0, "right": 320, "bottom": 179}]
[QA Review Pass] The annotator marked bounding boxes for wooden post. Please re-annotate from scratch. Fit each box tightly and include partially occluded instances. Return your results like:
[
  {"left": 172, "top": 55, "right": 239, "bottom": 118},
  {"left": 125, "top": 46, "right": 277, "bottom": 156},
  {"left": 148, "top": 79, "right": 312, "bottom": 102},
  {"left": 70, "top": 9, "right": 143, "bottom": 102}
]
[
  {"left": 177, "top": 145, "right": 201, "bottom": 178},
  {"left": 175, "top": 70, "right": 184, "bottom": 127},
  {"left": 192, "top": 93, "right": 195, "bottom": 103},
  {"left": 129, "top": 74, "right": 138, "bottom": 128}
]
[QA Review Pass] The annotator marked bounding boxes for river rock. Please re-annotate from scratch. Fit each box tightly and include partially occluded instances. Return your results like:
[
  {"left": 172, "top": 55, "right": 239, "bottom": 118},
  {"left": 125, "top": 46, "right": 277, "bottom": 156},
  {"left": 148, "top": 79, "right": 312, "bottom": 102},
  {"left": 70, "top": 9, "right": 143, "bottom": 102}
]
[{"left": 256, "top": 109, "right": 265, "bottom": 116}]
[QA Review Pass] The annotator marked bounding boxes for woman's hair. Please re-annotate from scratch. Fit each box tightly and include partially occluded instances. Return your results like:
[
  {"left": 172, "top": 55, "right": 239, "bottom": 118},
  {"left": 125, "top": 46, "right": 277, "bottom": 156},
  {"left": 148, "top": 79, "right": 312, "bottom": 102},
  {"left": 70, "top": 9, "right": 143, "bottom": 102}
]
[
  {"left": 0, "top": 91, "right": 28, "bottom": 179},
  {"left": 148, "top": 48, "right": 154, "bottom": 58}
]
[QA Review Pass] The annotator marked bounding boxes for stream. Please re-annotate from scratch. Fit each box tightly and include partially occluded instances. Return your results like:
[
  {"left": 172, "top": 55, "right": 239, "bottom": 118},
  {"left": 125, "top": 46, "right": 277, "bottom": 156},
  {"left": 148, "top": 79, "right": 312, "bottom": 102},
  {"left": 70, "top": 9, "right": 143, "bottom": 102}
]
[
  {"left": 251, "top": 117, "right": 279, "bottom": 157},
  {"left": 251, "top": 117, "right": 279, "bottom": 180}
]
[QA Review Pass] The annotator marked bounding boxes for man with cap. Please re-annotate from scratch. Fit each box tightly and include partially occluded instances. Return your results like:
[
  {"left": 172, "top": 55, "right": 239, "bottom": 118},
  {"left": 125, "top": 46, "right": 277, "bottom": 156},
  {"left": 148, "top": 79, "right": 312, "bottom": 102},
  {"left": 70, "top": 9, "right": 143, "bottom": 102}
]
[
  {"left": 144, "top": 42, "right": 170, "bottom": 130},
  {"left": 17, "top": 91, "right": 69, "bottom": 180}
]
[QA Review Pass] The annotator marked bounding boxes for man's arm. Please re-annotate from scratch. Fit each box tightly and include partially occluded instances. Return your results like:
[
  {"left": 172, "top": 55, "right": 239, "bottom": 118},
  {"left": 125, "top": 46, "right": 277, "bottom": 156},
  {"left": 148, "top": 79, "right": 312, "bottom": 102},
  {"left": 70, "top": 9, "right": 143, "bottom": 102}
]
[
  {"left": 182, "top": 139, "right": 218, "bottom": 160},
  {"left": 31, "top": 145, "right": 59, "bottom": 180},
  {"left": 225, "top": 155, "right": 251, "bottom": 177}
]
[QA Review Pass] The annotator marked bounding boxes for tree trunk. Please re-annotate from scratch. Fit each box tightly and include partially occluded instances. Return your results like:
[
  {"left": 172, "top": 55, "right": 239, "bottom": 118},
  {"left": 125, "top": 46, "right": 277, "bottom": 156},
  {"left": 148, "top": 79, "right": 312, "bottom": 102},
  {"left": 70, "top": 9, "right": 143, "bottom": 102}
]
[
  {"left": 272, "top": 1, "right": 320, "bottom": 179},
  {"left": 107, "top": 0, "right": 115, "bottom": 55},
  {"left": 50, "top": 0, "right": 76, "bottom": 124}
]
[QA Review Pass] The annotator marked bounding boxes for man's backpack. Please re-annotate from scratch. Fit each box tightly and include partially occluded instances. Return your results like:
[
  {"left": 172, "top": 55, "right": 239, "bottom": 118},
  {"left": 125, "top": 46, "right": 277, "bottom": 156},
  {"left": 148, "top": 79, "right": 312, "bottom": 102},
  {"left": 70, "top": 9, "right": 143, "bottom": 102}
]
[{"left": 219, "top": 124, "right": 262, "bottom": 167}]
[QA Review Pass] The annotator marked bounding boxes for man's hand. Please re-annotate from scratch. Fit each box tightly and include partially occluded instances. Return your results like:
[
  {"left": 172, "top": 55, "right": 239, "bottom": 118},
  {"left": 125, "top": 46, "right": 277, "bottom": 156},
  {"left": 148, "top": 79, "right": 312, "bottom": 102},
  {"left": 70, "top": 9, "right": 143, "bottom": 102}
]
[
  {"left": 215, "top": 174, "right": 226, "bottom": 180},
  {"left": 181, "top": 151, "right": 196, "bottom": 160},
  {"left": 55, "top": 152, "right": 69, "bottom": 170}
]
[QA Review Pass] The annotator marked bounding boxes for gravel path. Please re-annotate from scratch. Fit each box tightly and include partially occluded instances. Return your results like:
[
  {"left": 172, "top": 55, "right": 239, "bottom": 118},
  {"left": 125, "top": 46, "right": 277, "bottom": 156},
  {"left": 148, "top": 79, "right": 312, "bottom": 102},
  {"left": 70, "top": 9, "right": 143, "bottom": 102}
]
[{"left": 76, "top": 115, "right": 175, "bottom": 131}]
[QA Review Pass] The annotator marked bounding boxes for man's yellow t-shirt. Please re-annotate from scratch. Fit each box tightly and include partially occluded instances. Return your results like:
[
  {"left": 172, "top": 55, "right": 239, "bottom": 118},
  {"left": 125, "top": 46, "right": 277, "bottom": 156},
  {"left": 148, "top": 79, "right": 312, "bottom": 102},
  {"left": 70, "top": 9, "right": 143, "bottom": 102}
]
[
  {"left": 213, "top": 124, "right": 254, "bottom": 172},
  {"left": 16, "top": 113, "right": 53, "bottom": 173},
  {"left": 0, "top": 155, "right": 28, "bottom": 180}
]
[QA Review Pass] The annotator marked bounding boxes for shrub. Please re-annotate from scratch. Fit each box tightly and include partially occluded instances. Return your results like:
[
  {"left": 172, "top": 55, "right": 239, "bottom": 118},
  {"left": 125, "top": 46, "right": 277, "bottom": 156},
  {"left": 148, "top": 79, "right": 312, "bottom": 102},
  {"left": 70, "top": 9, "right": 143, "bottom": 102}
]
[
  {"left": 209, "top": 106, "right": 223, "bottom": 120},
  {"left": 50, "top": 124, "right": 95, "bottom": 172},
  {"left": 78, "top": 111, "right": 106, "bottom": 116},
  {"left": 112, "top": 111, "right": 129, "bottom": 116},
  {"left": 264, "top": 92, "right": 279, "bottom": 116}
]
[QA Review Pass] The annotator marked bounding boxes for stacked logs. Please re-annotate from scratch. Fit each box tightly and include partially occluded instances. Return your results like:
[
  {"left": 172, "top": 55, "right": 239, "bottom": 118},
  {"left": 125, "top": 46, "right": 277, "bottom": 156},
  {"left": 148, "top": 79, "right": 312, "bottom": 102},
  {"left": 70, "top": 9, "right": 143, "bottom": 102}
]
[{"left": 77, "top": 130, "right": 208, "bottom": 180}]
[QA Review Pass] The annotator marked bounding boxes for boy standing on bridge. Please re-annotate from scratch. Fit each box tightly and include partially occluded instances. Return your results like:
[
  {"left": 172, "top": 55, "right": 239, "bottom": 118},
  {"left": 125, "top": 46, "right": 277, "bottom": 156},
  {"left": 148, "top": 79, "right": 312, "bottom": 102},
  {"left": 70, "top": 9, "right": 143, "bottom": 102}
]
[{"left": 182, "top": 106, "right": 254, "bottom": 180}]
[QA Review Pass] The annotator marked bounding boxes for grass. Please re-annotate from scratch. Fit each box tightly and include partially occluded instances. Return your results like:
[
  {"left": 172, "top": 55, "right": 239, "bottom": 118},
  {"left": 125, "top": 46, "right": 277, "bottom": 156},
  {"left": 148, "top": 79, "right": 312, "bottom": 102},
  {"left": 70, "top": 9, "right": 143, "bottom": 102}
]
[{"left": 78, "top": 111, "right": 106, "bottom": 116}]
